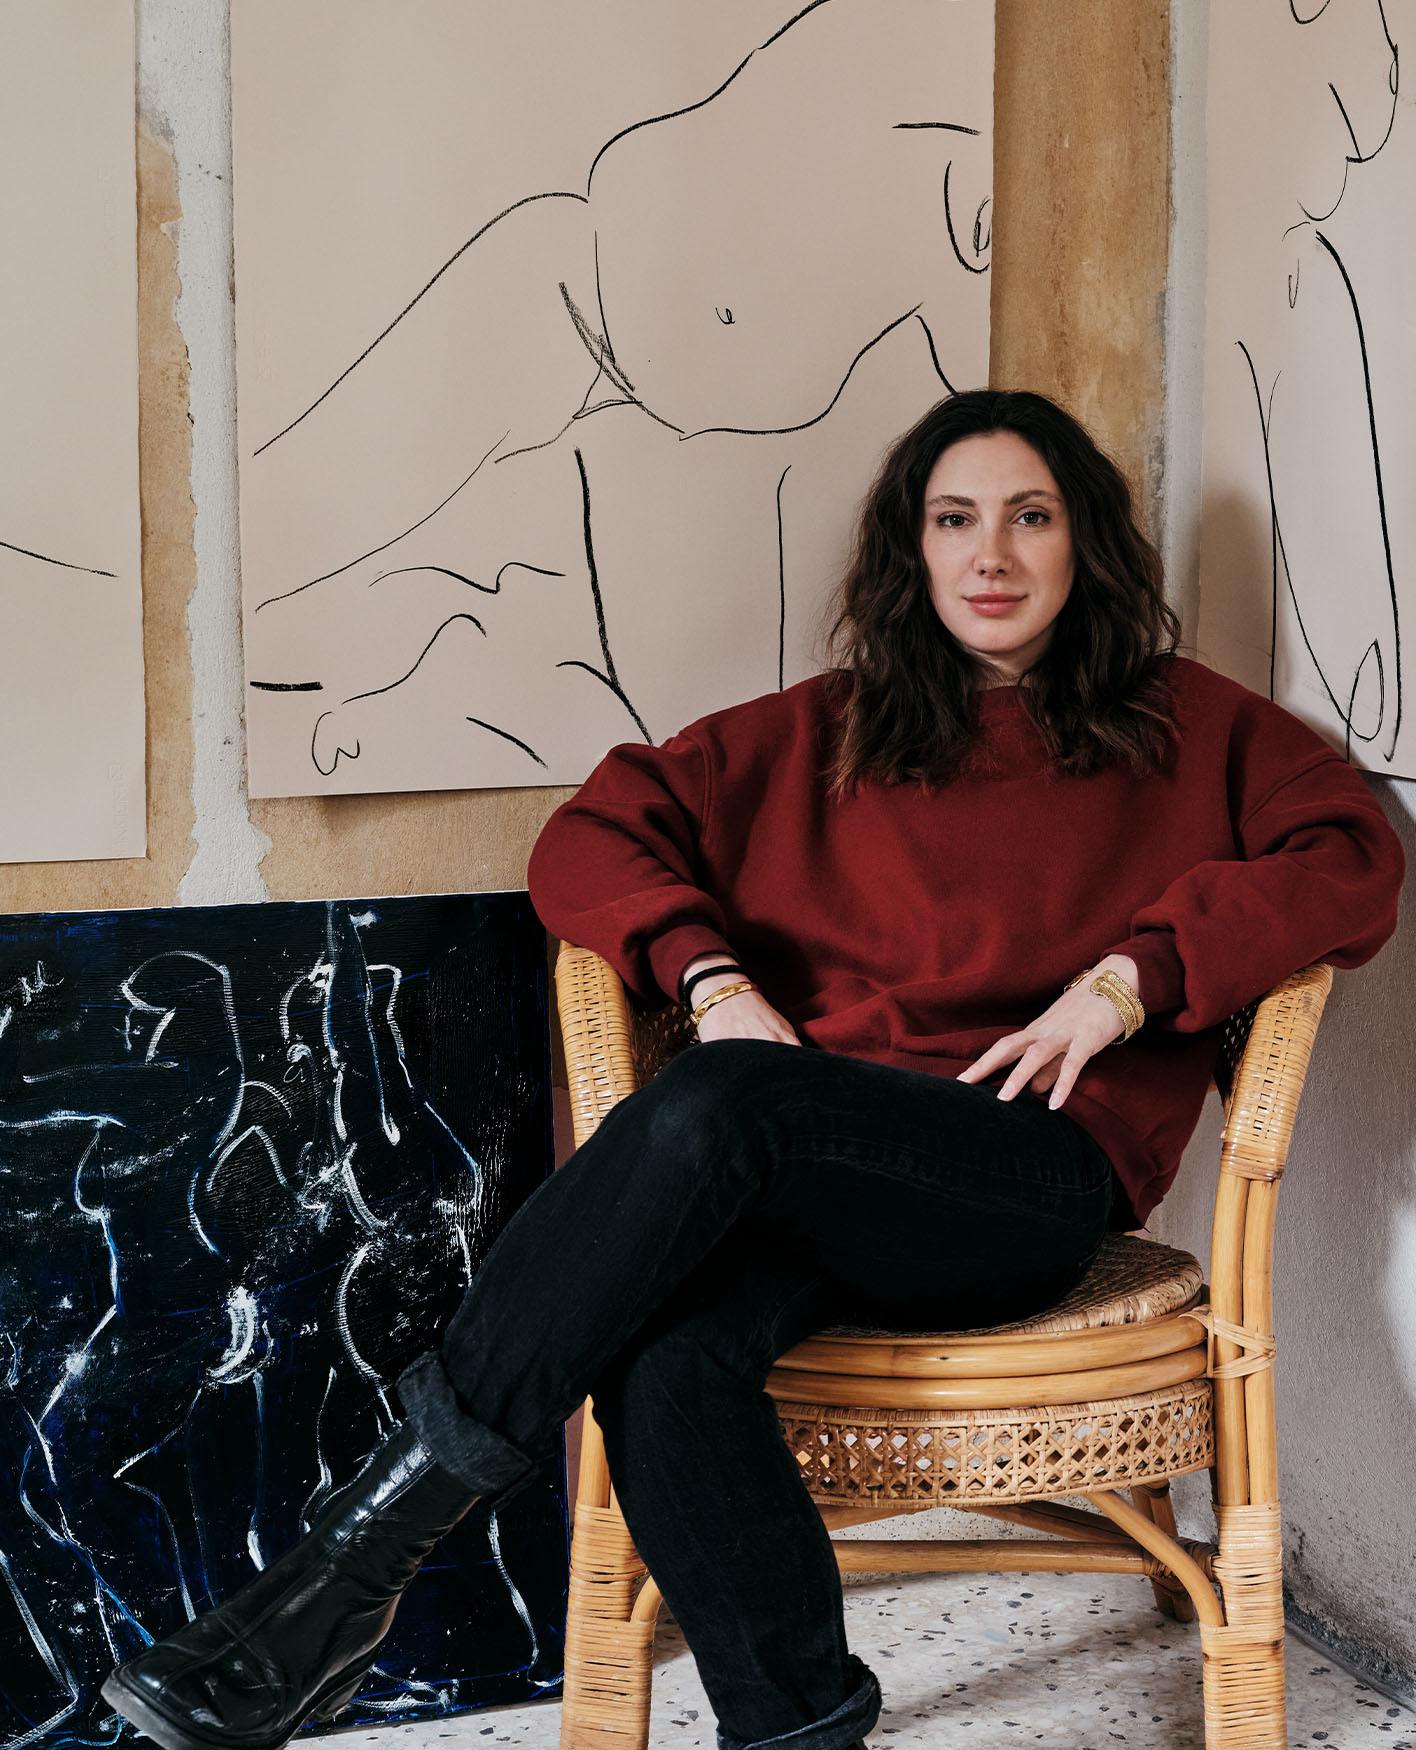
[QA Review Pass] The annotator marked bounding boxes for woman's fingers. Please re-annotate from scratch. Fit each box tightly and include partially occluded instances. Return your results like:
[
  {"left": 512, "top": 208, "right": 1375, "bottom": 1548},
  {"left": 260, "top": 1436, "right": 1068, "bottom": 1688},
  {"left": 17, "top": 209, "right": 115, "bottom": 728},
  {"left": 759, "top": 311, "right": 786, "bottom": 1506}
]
[
  {"left": 957, "top": 1032, "right": 1054, "bottom": 1093},
  {"left": 995, "top": 1039, "right": 1060, "bottom": 1101},
  {"left": 1046, "top": 1051, "right": 1085, "bottom": 1111},
  {"left": 954, "top": 1034, "right": 1021, "bottom": 1083},
  {"left": 958, "top": 991, "right": 1127, "bottom": 1098}
]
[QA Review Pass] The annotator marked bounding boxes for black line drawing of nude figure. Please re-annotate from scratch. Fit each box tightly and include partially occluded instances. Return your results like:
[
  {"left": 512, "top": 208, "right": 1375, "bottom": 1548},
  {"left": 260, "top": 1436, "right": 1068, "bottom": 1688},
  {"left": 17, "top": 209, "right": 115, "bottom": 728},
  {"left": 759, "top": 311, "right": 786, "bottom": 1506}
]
[
  {"left": 242, "top": 0, "right": 993, "bottom": 792},
  {"left": 1222, "top": 0, "right": 1404, "bottom": 765}
]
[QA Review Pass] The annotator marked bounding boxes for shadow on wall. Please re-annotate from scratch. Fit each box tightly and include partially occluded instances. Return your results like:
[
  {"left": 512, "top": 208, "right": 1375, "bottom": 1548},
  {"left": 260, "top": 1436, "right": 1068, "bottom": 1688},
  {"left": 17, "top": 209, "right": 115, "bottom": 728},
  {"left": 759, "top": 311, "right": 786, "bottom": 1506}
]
[{"left": 1191, "top": 486, "right": 1283, "bottom": 688}]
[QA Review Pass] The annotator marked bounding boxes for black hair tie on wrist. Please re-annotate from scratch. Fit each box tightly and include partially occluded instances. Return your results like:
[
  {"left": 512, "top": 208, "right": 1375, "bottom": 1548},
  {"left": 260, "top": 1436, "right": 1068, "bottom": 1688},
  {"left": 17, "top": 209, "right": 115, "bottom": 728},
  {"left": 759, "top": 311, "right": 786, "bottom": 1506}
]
[{"left": 680, "top": 962, "right": 744, "bottom": 1005}]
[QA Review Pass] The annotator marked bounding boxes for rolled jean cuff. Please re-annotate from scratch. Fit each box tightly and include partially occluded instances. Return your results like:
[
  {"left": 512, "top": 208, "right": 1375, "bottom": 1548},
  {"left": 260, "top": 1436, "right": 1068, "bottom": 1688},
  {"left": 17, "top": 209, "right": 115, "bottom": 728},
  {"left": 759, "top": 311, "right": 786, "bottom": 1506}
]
[
  {"left": 394, "top": 1351, "right": 547, "bottom": 1502},
  {"left": 716, "top": 1656, "right": 881, "bottom": 1750}
]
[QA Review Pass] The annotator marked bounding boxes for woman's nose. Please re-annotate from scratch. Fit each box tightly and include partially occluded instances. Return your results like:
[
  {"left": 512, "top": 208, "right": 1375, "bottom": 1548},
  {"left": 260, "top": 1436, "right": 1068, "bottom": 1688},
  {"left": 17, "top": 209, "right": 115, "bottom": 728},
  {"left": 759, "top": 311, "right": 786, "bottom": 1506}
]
[{"left": 974, "top": 526, "right": 1013, "bottom": 572}]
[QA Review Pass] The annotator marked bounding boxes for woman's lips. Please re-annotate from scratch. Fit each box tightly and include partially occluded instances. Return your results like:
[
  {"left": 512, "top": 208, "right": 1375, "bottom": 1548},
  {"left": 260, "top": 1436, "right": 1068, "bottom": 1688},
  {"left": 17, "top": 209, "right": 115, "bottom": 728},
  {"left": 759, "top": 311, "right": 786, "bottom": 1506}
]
[{"left": 967, "top": 596, "right": 1022, "bottom": 614}]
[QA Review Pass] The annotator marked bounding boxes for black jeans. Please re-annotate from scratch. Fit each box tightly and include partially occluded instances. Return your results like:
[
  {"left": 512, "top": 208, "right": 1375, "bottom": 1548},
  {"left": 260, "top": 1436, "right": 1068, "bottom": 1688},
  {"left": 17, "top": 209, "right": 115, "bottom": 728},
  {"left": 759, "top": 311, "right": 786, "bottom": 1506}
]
[{"left": 396, "top": 1039, "right": 1115, "bottom": 1750}]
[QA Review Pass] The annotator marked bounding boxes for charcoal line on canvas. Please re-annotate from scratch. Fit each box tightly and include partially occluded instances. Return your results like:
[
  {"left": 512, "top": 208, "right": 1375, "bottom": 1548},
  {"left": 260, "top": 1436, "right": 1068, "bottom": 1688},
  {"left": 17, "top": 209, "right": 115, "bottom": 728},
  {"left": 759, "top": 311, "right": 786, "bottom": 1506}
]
[
  {"left": 0, "top": 541, "right": 115, "bottom": 580},
  {"left": 1204, "top": 0, "right": 1408, "bottom": 769}
]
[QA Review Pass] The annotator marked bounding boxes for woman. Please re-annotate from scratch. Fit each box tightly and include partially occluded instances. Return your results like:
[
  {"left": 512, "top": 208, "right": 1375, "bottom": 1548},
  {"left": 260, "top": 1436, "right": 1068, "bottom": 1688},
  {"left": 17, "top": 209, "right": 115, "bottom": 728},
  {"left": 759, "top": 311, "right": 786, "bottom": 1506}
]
[{"left": 103, "top": 390, "right": 1405, "bottom": 1750}]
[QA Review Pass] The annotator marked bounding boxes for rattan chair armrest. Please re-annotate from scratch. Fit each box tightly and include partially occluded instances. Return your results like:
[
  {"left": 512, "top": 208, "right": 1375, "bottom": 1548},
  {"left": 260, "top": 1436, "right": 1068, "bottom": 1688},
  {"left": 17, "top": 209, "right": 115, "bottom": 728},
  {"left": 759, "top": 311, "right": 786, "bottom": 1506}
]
[
  {"left": 1207, "top": 962, "right": 1333, "bottom": 1268},
  {"left": 553, "top": 942, "right": 643, "bottom": 1149},
  {"left": 1205, "top": 963, "right": 1333, "bottom": 1513},
  {"left": 1214, "top": 962, "right": 1333, "bottom": 1175}
]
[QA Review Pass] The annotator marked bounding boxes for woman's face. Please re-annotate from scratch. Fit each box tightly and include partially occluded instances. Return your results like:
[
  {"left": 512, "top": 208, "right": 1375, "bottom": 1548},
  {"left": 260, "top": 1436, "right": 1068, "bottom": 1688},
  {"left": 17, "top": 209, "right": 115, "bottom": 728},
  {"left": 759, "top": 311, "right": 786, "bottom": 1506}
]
[{"left": 919, "top": 431, "right": 1075, "bottom": 684}]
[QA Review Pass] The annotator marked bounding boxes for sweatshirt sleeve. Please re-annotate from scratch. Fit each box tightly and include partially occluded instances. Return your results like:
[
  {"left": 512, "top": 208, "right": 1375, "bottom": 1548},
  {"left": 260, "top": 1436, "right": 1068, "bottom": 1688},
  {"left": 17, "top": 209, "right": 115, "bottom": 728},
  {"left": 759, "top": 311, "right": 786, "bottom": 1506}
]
[
  {"left": 1099, "top": 750, "right": 1405, "bottom": 1034},
  {"left": 526, "top": 729, "right": 737, "bottom": 1006}
]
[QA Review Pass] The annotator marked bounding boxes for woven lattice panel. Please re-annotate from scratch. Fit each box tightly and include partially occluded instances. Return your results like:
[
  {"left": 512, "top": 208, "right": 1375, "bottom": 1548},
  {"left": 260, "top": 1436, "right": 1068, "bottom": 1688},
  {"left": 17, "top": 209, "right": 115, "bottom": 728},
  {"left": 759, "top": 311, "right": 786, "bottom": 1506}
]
[
  {"left": 628, "top": 1000, "right": 696, "bottom": 1087},
  {"left": 779, "top": 1378, "right": 1215, "bottom": 1504}
]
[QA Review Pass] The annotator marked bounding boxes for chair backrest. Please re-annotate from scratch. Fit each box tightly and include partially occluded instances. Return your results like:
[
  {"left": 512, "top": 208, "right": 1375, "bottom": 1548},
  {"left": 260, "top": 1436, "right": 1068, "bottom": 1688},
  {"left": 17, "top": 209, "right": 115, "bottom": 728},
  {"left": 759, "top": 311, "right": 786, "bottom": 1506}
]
[
  {"left": 1213, "top": 995, "right": 1260, "bottom": 1108},
  {"left": 628, "top": 1000, "right": 695, "bottom": 1086}
]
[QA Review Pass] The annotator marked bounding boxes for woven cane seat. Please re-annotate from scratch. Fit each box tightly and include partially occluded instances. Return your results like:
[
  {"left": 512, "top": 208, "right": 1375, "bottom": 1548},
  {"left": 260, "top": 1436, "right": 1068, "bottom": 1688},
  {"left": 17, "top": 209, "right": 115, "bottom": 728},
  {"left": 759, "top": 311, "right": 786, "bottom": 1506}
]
[
  {"left": 813, "top": 1231, "right": 1204, "bottom": 1339},
  {"left": 768, "top": 1233, "right": 1215, "bottom": 1505}
]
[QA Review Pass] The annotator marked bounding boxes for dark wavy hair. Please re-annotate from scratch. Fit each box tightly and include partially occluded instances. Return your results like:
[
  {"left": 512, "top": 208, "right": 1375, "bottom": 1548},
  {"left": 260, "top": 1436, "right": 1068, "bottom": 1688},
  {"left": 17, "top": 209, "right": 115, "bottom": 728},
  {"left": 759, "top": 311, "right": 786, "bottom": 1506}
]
[{"left": 820, "top": 389, "right": 1189, "bottom": 796}]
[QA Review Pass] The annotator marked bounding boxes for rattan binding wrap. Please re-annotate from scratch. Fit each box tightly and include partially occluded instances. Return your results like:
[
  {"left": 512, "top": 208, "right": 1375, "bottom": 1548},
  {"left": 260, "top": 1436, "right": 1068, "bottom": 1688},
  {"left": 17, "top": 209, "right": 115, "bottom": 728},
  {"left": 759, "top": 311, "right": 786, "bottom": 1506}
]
[
  {"left": 560, "top": 1503, "right": 654, "bottom": 1744},
  {"left": 552, "top": 945, "right": 1335, "bottom": 1749}
]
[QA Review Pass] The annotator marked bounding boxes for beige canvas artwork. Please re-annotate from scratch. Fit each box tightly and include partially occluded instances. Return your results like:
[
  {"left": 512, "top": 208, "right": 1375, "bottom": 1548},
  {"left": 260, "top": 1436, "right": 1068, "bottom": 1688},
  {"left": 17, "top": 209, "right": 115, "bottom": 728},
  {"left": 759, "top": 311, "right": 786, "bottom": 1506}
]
[
  {"left": 233, "top": 0, "right": 994, "bottom": 799},
  {"left": 0, "top": 1, "right": 143, "bottom": 860},
  {"left": 1198, "top": 0, "right": 1412, "bottom": 780}
]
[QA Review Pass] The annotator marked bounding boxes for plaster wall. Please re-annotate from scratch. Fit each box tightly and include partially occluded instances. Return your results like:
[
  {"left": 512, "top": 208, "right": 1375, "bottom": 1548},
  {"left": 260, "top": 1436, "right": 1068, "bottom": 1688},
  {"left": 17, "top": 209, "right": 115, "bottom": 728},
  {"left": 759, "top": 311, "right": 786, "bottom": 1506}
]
[
  {"left": 1152, "top": 0, "right": 1416, "bottom": 1706},
  {"left": 0, "top": 0, "right": 1407, "bottom": 1709}
]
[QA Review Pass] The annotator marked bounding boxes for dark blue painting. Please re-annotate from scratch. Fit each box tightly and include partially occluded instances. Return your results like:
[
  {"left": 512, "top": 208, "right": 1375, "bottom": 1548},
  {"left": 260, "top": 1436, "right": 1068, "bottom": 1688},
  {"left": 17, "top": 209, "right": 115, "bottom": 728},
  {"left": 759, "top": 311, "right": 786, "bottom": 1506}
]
[{"left": 0, "top": 893, "right": 565, "bottom": 1749}]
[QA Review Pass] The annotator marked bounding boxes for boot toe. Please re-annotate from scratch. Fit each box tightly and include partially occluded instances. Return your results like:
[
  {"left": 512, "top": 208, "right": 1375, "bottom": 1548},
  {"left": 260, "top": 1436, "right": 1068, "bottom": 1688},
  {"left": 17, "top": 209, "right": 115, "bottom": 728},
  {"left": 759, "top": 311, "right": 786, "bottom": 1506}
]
[{"left": 106, "top": 1633, "right": 290, "bottom": 1750}]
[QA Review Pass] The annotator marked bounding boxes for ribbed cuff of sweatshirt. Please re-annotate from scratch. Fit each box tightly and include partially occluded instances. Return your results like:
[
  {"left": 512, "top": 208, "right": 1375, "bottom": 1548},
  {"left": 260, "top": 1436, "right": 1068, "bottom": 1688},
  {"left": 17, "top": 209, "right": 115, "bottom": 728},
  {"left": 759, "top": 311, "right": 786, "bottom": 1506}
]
[
  {"left": 1098, "top": 928, "right": 1186, "bottom": 1022},
  {"left": 648, "top": 923, "right": 740, "bottom": 1006}
]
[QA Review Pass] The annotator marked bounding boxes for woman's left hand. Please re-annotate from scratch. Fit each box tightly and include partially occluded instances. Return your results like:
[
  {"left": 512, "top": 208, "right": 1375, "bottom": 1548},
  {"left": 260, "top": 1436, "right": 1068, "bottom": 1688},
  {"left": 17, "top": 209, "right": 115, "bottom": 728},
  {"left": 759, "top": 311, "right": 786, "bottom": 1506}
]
[{"left": 954, "top": 954, "right": 1140, "bottom": 1112}]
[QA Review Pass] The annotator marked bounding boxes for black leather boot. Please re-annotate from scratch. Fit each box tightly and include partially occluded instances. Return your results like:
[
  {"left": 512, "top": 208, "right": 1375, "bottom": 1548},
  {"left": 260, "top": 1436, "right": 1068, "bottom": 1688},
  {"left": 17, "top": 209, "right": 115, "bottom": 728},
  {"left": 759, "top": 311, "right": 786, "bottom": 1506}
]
[{"left": 100, "top": 1420, "right": 478, "bottom": 1750}]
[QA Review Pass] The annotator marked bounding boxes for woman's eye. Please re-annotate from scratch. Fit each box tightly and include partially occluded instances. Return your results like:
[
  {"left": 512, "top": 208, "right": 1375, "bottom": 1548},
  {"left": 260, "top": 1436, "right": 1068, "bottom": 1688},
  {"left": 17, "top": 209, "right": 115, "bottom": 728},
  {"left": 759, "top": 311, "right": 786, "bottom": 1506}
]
[{"left": 934, "top": 509, "right": 1051, "bottom": 529}]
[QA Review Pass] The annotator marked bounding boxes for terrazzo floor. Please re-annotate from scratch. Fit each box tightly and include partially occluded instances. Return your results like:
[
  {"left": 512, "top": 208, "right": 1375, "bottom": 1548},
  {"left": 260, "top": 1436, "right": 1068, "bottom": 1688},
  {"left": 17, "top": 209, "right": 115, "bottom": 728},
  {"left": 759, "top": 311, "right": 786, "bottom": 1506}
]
[{"left": 330, "top": 1567, "right": 1416, "bottom": 1750}]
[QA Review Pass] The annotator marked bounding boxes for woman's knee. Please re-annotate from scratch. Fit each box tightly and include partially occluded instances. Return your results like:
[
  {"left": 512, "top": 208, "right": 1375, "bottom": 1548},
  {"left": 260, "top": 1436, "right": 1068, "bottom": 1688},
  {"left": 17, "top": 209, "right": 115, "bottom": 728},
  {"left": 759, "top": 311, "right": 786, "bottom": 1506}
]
[
  {"left": 630, "top": 1038, "right": 787, "bottom": 1152},
  {"left": 592, "top": 1316, "right": 767, "bottom": 1438}
]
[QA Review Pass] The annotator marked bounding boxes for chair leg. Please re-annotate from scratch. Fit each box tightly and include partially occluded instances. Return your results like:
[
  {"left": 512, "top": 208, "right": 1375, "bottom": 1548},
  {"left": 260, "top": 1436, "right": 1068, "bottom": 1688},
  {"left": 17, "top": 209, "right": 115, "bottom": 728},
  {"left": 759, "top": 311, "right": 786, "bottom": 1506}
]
[
  {"left": 1198, "top": 1499, "right": 1286, "bottom": 1747},
  {"left": 1131, "top": 1482, "right": 1198, "bottom": 1623},
  {"left": 560, "top": 1400, "right": 658, "bottom": 1749}
]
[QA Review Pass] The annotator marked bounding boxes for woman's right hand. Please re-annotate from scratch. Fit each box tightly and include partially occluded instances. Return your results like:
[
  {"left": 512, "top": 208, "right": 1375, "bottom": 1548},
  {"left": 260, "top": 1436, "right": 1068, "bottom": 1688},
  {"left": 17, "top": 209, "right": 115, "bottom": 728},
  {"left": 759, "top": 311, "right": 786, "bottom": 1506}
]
[{"left": 682, "top": 959, "right": 802, "bottom": 1047}]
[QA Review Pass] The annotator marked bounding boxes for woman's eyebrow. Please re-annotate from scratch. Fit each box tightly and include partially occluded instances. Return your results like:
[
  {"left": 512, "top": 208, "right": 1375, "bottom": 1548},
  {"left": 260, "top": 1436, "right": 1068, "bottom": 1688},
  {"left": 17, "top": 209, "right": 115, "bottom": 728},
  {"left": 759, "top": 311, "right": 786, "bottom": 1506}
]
[{"left": 926, "top": 489, "right": 1062, "bottom": 508}]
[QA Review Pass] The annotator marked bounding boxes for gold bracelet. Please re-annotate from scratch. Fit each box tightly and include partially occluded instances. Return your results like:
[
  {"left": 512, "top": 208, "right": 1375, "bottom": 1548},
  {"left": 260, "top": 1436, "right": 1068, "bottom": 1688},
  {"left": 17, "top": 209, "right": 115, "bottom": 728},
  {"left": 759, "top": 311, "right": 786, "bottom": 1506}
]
[
  {"left": 690, "top": 980, "right": 757, "bottom": 1026},
  {"left": 1064, "top": 967, "right": 1145, "bottom": 1041}
]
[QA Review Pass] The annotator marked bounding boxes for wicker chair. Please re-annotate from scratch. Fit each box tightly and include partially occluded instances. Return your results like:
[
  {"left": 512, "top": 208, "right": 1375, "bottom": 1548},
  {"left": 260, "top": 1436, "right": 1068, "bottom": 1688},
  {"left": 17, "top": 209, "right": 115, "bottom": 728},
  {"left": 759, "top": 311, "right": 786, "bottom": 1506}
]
[{"left": 552, "top": 941, "right": 1334, "bottom": 1749}]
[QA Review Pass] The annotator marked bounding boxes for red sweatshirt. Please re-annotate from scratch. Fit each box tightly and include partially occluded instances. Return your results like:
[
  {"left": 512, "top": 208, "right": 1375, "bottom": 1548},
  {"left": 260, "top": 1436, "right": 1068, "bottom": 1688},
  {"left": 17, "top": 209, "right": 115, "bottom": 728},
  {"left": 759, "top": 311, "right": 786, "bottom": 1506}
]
[{"left": 527, "top": 656, "right": 1405, "bottom": 1230}]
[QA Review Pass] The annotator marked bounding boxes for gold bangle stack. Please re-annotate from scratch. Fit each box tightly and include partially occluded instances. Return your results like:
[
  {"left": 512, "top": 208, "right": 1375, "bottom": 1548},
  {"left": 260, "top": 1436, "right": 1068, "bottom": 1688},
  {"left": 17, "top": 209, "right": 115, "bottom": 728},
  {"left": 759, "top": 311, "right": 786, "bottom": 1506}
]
[
  {"left": 1064, "top": 967, "right": 1145, "bottom": 1041},
  {"left": 690, "top": 979, "right": 757, "bottom": 1026}
]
